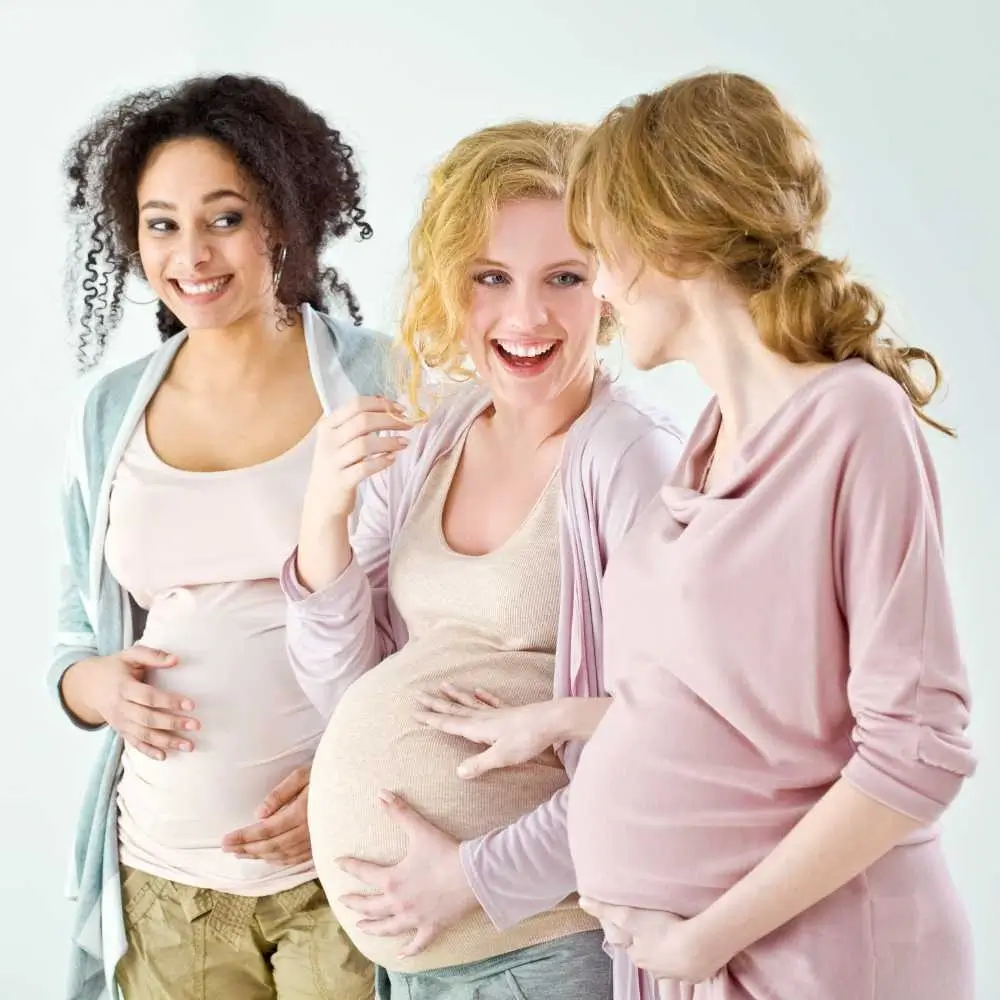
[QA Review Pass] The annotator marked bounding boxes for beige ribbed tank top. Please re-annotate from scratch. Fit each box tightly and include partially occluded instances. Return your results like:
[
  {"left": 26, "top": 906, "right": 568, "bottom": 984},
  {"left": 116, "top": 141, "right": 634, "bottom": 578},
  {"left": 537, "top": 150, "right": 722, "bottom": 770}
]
[{"left": 308, "top": 435, "right": 597, "bottom": 972}]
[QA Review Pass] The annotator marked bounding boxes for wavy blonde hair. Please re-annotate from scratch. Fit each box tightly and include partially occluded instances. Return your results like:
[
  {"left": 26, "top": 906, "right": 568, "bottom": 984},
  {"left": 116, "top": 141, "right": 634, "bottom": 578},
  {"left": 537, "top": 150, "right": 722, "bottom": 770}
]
[
  {"left": 398, "top": 119, "right": 607, "bottom": 410},
  {"left": 568, "top": 71, "right": 952, "bottom": 435}
]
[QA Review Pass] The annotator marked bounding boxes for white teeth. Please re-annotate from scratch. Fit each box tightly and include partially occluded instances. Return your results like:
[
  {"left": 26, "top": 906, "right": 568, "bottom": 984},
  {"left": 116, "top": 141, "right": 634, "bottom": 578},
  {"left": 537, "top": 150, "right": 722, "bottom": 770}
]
[
  {"left": 496, "top": 340, "right": 556, "bottom": 358},
  {"left": 177, "top": 277, "right": 229, "bottom": 295}
]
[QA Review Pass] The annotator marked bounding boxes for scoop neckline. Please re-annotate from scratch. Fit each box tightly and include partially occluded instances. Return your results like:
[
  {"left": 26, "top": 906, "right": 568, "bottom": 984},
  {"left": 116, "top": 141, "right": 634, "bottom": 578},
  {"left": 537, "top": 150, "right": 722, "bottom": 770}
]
[{"left": 137, "top": 414, "right": 318, "bottom": 478}]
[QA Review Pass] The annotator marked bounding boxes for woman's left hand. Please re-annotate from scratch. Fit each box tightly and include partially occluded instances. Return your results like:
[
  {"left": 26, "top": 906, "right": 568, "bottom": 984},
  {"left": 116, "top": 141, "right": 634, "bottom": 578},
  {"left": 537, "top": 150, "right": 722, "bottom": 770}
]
[
  {"left": 221, "top": 765, "right": 312, "bottom": 865},
  {"left": 579, "top": 898, "right": 729, "bottom": 985},
  {"left": 337, "top": 791, "right": 479, "bottom": 957}
]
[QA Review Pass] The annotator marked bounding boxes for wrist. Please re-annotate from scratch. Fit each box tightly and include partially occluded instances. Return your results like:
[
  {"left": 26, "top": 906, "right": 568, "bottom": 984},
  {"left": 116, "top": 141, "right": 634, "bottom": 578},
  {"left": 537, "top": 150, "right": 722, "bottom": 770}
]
[
  {"left": 549, "top": 698, "right": 582, "bottom": 744},
  {"left": 682, "top": 904, "right": 744, "bottom": 971},
  {"left": 61, "top": 657, "right": 109, "bottom": 728},
  {"left": 550, "top": 696, "right": 610, "bottom": 743},
  {"left": 299, "top": 497, "right": 351, "bottom": 535}
]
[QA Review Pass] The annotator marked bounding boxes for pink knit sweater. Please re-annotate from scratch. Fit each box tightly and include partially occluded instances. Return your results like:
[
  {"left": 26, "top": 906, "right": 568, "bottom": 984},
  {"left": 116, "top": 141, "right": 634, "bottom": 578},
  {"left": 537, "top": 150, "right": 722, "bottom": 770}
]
[{"left": 568, "top": 361, "right": 975, "bottom": 923}]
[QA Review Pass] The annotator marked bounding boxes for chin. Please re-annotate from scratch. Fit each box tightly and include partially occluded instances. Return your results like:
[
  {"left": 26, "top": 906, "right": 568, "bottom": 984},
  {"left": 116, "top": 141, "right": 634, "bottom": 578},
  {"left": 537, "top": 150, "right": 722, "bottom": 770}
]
[
  {"left": 167, "top": 299, "right": 245, "bottom": 332},
  {"left": 623, "top": 328, "right": 680, "bottom": 372}
]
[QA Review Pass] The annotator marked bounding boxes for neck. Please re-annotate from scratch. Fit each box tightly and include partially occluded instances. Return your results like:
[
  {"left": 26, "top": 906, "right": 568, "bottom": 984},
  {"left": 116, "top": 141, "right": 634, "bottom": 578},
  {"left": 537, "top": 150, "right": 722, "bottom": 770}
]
[
  {"left": 172, "top": 306, "right": 304, "bottom": 393},
  {"left": 487, "top": 364, "right": 597, "bottom": 452},
  {"left": 681, "top": 279, "right": 802, "bottom": 444}
]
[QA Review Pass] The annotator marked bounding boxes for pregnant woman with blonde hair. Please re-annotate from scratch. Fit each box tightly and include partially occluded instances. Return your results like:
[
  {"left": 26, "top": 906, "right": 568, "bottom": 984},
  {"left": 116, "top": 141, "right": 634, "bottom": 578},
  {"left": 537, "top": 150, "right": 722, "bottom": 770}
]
[{"left": 283, "top": 120, "right": 685, "bottom": 999}]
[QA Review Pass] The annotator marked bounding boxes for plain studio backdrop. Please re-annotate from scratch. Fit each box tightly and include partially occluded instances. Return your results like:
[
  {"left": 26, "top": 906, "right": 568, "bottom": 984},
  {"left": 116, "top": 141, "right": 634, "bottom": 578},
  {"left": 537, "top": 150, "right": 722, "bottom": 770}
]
[{"left": 2, "top": 1, "right": 996, "bottom": 997}]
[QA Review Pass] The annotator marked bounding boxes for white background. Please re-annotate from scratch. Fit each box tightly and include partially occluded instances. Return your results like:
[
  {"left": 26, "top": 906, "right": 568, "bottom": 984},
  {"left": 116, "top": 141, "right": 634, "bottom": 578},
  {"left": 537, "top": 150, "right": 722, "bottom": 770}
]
[{"left": 2, "top": 1, "right": 997, "bottom": 997}]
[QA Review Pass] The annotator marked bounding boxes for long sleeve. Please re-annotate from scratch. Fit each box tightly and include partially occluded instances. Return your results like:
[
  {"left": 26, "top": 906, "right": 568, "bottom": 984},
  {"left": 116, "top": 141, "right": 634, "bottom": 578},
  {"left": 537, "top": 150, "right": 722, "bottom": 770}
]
[
  {"left": 283, "top": 466, "right": 402, "bottom": 720},
  {"left": 461, "top": 418, "right": 686, "bottom": 929},
  {"left": 49, "top": 418, "right": 105, "bottom": 729},
  {"left": 837, "top": 397, "right": 975, "bottom": 823}
]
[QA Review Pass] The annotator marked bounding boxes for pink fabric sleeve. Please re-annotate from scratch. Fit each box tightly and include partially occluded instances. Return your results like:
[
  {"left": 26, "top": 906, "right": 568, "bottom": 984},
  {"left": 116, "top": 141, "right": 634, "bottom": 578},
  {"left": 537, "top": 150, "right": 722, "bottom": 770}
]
[
  {"left": 837, "top": 398, "right": 975, "bottom": 823},
  {"left": 461, "top": 423, "right": 685, "bottom": 929},
  {"left": 282, "top": 469, "right": 400, "bottom": 720}
]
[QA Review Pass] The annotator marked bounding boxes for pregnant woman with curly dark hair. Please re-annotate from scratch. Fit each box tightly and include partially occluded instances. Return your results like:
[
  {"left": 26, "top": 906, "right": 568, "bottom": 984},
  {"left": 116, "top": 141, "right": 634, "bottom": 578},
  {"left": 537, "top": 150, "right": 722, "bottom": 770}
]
[{"left": 52, "top": 74, "right": 386, "bottom": 1000}]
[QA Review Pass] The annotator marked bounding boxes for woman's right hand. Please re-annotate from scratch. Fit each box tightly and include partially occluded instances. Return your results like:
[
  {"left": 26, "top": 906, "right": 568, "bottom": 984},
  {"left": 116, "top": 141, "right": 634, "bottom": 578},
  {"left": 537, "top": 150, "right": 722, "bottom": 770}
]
[
  {"left": 301, "top": 396, "right": 412, "bottom": 525},
  {"left": 63, "top": 646, "right": 199, "bottom": 760}
]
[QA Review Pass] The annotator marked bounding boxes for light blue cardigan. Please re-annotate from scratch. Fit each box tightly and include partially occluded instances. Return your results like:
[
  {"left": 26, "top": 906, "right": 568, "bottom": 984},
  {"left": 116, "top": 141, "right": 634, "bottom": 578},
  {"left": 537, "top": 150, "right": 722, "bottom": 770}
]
[{"left": 49, "top": 304, "right": 392, "bottom": 1000}]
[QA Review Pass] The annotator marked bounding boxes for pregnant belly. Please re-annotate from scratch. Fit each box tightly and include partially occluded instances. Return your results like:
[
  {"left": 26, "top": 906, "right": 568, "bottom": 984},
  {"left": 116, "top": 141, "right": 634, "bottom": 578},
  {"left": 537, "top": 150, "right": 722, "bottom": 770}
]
[
  {"left": 119, "top": 589, "right": 324, "bottom": 867},
  {"left": 307, "top": 643, "right": 578, "bottom": 970},
  {"left": 569, "top": 686, "right": 827, "bottom": 916}
]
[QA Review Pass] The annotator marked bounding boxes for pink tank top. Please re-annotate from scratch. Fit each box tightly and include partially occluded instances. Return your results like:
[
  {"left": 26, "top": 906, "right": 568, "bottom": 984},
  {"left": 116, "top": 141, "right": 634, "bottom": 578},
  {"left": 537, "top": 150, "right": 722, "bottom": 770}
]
[{"left": 105, "top": 416, "right": 322, "bottom": 896}]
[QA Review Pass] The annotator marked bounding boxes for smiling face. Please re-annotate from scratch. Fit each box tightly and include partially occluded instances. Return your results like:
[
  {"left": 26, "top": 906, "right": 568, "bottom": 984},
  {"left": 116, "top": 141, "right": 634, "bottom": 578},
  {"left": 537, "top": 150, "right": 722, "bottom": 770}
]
[
  {"left": 135, "top": 136, "right": 278, "bottom": 331},
  {"left": 463, "top": 198, "right": 601, "bottom": 411}
]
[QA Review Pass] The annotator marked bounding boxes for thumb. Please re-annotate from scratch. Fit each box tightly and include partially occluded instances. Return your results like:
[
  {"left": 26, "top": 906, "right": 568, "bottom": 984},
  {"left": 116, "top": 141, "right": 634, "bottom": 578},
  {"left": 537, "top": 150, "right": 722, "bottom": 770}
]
[
  {"left": 258, "top": 766, "right": 309, "bottom": 818},
  {"left": 457, "top": 745, "right": 505, "bottom": 780},
  {"left": 377, "top": 790, "right": 431, "bottom": 838},
  {"left": 124, "top": 645, "right": 178, "bottom": 669},
  {"left": 579, "top": 898, "right": 633, "bottom": 930}
]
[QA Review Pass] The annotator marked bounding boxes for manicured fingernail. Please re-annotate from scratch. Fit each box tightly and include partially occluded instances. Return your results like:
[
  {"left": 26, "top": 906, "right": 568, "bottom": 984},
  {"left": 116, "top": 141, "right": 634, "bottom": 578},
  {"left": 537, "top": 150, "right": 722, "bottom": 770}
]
[
  {"left": 377, "top": 790, "right": 395, "bottom": 805},
  {"left": 181, "top": 700, "right": 194, "bottom": 711},
  {"left": 178, "top": 743, "right": 192, "bottom": 752},
  {"left": 184, "top": 720, "right": 198, "bottom": 730},
  {"left": 457, "top": 765, "right": 470, "bottom": 778}
]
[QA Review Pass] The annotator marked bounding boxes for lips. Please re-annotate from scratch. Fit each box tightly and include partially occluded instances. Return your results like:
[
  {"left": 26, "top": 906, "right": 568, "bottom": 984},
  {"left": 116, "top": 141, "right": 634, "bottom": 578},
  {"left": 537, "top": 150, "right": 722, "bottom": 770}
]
[
  {"left": 491, "top": 338, "right": 562, "bottom": 375},
  {"left": 170, "top": 275, "right": 233, "bottom": 298}
]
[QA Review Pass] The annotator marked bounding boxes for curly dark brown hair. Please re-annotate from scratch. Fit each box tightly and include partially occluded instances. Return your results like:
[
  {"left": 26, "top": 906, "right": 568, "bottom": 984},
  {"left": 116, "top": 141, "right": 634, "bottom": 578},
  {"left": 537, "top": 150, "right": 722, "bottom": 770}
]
[{"left": 64, "top": 73, "right": 373, "bottom": 369}]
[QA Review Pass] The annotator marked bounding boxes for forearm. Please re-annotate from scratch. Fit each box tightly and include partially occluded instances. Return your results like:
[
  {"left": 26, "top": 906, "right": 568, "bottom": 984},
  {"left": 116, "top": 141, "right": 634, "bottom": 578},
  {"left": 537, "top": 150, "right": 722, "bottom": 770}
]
[
  {"left": 461, "top": 786, "right": 576, "bottom": 929},
  {"left": 58, "top": 657, "right": 106, "bottom": 727},
  {"left": 295, "top": 506, "right": 352, "bottom": 593},
  {"left": 552, "top": 696, "right": 612, "bottom": 743},
  {"left": 692, "top": 778, "right": 921, "bottom": 961}
]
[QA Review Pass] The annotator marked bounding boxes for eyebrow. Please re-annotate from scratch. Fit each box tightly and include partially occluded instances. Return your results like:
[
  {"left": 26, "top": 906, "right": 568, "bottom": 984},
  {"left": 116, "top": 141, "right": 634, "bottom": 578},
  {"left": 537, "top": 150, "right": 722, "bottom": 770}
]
[
  {"left": 139, "top": 188, "right": 248, "bottom": 212},
  {"left": 473, "top": 257, "right": 590, "bottom": 270}
]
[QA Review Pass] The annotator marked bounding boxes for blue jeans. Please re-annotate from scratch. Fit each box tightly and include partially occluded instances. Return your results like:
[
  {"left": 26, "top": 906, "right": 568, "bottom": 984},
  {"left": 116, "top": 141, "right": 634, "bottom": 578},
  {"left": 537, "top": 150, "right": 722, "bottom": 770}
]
[{"left": 375, "top": 930, "right": 610, "bottom": 999}]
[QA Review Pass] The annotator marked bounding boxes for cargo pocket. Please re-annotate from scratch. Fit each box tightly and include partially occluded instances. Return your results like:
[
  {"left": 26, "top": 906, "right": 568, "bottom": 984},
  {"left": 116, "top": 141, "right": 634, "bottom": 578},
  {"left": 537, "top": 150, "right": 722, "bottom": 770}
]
[{"left": 120, "top": 865, "right": 169, "bottom": 930}]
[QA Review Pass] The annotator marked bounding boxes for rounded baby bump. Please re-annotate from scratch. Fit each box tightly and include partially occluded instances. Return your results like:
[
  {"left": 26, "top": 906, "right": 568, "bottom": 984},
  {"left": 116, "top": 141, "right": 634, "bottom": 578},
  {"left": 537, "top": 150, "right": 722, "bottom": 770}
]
[
  {"left": 307, "top": 655, "right": 580, "bottom": 971},
  {"left": 121, "top": 585, "right": 324, "bottom": 844}
]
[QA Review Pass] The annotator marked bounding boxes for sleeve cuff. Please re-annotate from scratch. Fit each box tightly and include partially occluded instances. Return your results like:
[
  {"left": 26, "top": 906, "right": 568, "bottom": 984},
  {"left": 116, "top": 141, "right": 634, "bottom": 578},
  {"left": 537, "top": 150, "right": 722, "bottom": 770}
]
[
  {"left": 52, "top": 649, "right": 107, "bottom": 732},
  {"left": 841, "top": 736, "right": 973, "bottom": 825},
  {"left": 280, "top": 547, "right": 367, "bottom": 615}
]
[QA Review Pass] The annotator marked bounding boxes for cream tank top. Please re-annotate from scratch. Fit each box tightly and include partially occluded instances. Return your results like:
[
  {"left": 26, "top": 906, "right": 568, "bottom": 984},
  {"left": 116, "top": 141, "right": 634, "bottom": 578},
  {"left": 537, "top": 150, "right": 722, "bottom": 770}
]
[
  {"left": 105, "top": 417, "right": 324, "bottom": 896},
  {"left": 308, "top": 435, "right": 598, "bottom": 972}
]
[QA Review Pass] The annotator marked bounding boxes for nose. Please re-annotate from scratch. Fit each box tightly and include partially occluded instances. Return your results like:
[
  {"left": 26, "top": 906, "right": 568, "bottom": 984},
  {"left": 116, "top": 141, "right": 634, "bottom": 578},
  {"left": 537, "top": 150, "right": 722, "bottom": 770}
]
[
  {"left": 172, "top": 228, "right": 212, "bottom": 273},
  {"left": 506, "top": 283, "right": 549, "bottom": 332}
]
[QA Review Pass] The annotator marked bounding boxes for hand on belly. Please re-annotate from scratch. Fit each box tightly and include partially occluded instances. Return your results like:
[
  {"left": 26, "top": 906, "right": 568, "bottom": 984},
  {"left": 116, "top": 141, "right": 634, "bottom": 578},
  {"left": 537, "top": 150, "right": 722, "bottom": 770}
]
[
  {"left": 336, "top": 791, "right": 478, "bottom": 957},
  {"left": 577, "top": 898, "right": 724, "bottom": 986},
  {"left": 221, "top": 764, "right": 313, "bottom": 866}
]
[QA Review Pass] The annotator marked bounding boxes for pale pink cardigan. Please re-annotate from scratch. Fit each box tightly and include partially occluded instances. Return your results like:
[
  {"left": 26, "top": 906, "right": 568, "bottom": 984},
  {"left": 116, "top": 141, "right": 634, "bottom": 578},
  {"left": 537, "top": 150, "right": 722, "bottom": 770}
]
[{"left": 283, "top": 373, "right": 685, "bottom": 998}]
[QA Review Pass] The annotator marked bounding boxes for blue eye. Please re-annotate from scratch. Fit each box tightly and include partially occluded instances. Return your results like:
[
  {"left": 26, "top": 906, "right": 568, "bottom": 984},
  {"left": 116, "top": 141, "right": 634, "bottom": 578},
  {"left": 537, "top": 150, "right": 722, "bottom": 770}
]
[
  {"left": 550, "top": 272, "right": 585, "bottom": 287},
  {"left": 474, "top": 271, "right": 508, "bottom": 287}
]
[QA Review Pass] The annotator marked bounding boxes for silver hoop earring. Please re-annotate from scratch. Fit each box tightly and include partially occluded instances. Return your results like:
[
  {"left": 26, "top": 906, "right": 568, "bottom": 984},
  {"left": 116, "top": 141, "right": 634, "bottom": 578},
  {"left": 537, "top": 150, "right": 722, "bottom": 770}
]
[
  {"left": 123, "top": 287, "right": 160, "bottom": 306},
  {"left": 272, "top": 245, "right": 287, "bottom": 293},
  {"left": 123, "top": 251, "right": 159, "bottom": 306}
]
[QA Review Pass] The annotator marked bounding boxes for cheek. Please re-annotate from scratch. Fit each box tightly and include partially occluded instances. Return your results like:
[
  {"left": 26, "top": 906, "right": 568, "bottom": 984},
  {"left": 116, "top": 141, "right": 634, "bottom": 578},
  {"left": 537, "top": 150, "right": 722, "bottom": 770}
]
[
  {"left": 136, "top": 240, "right": 168, "bottom": 288},
  {"left": 227, "top": 234, "right": 271, "bottom": 278},
  {"left": 464, "top": 293, "right": 495, "bottom": 346},
  {"left": 556, "top": 295, "right": 601, "bottom": 349}
]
